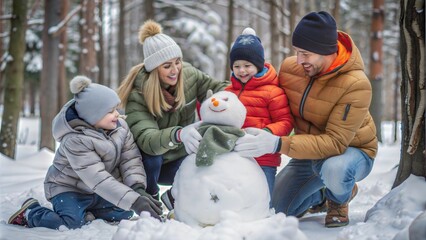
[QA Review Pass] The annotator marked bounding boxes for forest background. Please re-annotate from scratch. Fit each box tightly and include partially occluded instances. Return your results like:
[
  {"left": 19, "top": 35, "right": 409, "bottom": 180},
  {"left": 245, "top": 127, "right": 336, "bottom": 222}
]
[{"left": 0, "top": 0, "right": 424, "bottom": 190}]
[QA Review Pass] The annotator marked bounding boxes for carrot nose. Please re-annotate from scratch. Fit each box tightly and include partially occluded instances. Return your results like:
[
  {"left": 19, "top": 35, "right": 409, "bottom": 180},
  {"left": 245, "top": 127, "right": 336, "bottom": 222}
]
[{"left": 211, "top": 98, "right": 219, "bottom": 107}]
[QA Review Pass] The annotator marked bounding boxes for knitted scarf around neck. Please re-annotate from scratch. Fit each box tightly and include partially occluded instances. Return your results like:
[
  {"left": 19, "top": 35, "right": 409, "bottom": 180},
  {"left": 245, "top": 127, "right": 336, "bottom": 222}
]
[{"left": 161, "top": 85, "right": 177, "bottom": 112}]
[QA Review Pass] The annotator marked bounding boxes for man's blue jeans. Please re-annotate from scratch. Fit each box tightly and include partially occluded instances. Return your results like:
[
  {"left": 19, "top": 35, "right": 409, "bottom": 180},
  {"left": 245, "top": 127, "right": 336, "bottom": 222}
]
[
  {"left": 27, "top": 192, "right": 134, "bottom": 229},
  {"left": 141, "top": 153, "right": 185, "bottom": 196},
  {"left": 271, "top": 147, "right": 373, "bottom": 217}
]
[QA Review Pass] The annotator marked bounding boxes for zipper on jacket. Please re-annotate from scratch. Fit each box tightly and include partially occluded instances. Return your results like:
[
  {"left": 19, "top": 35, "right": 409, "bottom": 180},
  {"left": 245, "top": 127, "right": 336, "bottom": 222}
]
[
  {"left": 342, "top": 104, "right": 351, "bottom": 121},
  {"left": 299, "top": 77, "right": 315, "bottom": 119},
  {"left": 237, "top": 82, "right": 247, "bottom": 98}
]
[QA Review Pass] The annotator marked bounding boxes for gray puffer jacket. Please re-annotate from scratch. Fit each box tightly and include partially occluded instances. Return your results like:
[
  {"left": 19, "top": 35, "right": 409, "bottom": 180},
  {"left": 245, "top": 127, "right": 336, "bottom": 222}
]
[{"left": 44, "top": 100, "right": 146, "bottom": 211}]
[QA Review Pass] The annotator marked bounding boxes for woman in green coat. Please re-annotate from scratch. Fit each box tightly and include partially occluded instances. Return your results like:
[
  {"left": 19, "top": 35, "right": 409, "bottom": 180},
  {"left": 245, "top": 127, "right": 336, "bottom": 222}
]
[{"left": 117, "top": 20, "right": 228, "bottom": 209}]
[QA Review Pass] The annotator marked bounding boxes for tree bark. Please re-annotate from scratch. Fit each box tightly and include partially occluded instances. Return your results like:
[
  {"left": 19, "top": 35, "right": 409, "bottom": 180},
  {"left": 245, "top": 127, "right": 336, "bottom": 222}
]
[
  {"left": 0, "top": 0, "right": 27, "bottom": 159},
  {"left": 288, "top": 0, "right": 297, "bottom": 56},
  {"left": 0, "top": 0, "right": 4, "bottom": 106},
  {"left": 269, "top": 0, "right": 280, "bottom": 68},
  {"left": 331, "top": 0, "right": 340, "bottom": 26},
  {"left": 117, "top": 0, "right": 126, "bottom": 82},
  {"left": 58, "top": 0, "right": 69, "bottom": 108},
  {"left": 369, "top": 0, "right": 384, "bottom": 142},
  {"left": 144, "top": 0, "right": 155, "bottom": 20},
  {"left": 40, "top": 0, "right": 61, "bottom": 151},
  {"left": 225, "top": 0, "right": 234, "bottom": 80},
  {"left": 97, "top": 0, "right": 105, "bottom": 85},
  {"left": 393, "top": 0, "right": 425, "bottom": 188},
  {"left": 79, "top": 0, "right": 98, "bottom": 81}
]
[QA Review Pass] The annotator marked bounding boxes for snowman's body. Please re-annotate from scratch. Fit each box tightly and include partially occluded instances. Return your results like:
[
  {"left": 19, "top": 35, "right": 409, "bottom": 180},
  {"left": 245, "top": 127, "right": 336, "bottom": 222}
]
[{"left": 172, "top": 91, "right": 271, "bottom": 226}]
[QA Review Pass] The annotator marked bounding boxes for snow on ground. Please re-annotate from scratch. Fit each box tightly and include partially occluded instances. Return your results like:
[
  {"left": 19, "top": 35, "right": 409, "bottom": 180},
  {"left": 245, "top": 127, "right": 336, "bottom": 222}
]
[{"left": 0, "top": 119, "right": 424, "bottom": 240}]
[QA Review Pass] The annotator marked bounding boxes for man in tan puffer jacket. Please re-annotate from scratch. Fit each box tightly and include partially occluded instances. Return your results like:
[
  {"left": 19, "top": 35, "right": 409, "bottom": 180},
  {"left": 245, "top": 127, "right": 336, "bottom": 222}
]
[{"left": 234, "top": 11, "right": 378, "bottom": 228}]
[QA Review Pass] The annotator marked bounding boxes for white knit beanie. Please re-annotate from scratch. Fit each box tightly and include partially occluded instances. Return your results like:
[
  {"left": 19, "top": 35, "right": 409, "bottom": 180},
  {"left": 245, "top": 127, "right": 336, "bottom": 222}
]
[
  {"left": 70, "top": 76, "right": 121, "bottom": 125},
  {"left": 139, "top": 20, "right": 183, "bottom": 72}
]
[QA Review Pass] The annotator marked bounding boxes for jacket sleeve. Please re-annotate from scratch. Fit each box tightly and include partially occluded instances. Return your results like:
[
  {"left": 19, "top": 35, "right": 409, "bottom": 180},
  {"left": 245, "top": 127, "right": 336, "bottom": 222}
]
[
  {"left": 281, "top": 77, "right": 372, "bottom": 159},
  {"left": 118, "top": 120, "right": 147, "bottom": 188},
  {"left": 264, "top": 86, "right": 294, "bottom": 136},
  {"left": 125, "top": 89, "right": 181, "bottom": 156},
  {"left": 63, "top": 136, "right": 139, "bottom": 210}
]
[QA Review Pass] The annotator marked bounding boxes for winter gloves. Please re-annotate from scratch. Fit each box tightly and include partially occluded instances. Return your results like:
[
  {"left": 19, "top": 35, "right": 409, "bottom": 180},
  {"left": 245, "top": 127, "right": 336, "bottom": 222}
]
[
  {"left": 177, "top": 121, "right": 203, "bottom": 154},
  {"left": 196, "top": 124, "right": 245, "bottom": 166},
  {"left": 131, "top": 184, "right": 163, "bottom": 219},
  {"left": 234, "top": 127, "right": 281, "bottom": 157},
  {"left": 179, "top": 122, "right": 283, "bottom": 160}
]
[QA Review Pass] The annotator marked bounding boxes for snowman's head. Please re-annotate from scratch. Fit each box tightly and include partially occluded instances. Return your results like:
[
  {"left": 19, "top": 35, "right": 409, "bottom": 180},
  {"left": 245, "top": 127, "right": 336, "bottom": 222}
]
[{"left": 200, "top": 90, "right": 246, "bottom": 128}]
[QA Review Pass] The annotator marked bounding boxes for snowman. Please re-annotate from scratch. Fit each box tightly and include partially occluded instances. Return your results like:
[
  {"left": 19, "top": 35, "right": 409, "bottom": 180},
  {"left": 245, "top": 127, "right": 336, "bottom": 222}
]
[{"left": 171, "top": 91, "right": 271, "bottom": 227}]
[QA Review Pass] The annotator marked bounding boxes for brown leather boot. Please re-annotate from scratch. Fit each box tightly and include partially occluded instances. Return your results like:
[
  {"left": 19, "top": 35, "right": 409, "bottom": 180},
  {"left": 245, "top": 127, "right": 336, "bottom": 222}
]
[{"left": 325, "top": 184, "right": 358, "bottom": 228}]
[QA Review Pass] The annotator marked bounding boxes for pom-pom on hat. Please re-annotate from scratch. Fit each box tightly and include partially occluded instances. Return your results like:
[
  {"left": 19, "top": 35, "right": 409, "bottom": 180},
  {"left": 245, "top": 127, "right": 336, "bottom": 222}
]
[
  {"left": 230, "top": 27, "right": 265, "bottom": 72},
  {"left": 70, "top": 76, "right": 121, "bottom": 126},
  {"left": 139, "top": 20, "right": 183, "bottom": 72},
  {"left": 292, "top": 11, "right": 338, "bottom": 55}
]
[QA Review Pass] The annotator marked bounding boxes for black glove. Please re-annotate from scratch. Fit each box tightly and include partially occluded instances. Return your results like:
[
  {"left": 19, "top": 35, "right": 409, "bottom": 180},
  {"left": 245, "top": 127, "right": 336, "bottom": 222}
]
[
  {"left": 131, "top": 183, "right": 162, "bottom": 205},
  {"left": 130, "top": 184, "right": 163, "bottom": 219},
  {"left": 131, "top": 196, "right": 163, "bottom": 220}
]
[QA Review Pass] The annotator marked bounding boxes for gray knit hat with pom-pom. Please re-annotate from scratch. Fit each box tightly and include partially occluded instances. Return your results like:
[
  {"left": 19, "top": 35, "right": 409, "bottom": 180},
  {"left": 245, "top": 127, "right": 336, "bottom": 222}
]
[
  {"left": 70, "top": 76, "right": 121, "bottom": 125},
  {"left": 139, "top": 20, "right": 183, "bottom": 72}
]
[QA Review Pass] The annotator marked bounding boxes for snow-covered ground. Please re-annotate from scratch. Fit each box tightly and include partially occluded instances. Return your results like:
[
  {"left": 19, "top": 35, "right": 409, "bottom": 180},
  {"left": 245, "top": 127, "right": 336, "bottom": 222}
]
[{"left": 0, "top": 118, "right": 424, "bottom": 240}]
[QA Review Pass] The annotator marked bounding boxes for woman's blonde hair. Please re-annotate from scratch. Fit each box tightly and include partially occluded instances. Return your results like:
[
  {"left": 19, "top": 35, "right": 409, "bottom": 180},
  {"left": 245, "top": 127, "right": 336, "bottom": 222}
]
[
  {"left": 117, "top": 62, "right": 186, "bottom": 118},
  {"left": 117, "top": 63, "right": 144, "bottom": 109}
]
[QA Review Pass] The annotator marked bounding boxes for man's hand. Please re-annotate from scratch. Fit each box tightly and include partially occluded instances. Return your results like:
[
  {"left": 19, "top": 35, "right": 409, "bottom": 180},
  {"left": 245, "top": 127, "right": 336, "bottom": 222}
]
[
  {"left": 178, "top": 121, "right": 203, "bottom": 154},
  {"left": 234, "top": 127, "right": 280, "bottom": 158}
]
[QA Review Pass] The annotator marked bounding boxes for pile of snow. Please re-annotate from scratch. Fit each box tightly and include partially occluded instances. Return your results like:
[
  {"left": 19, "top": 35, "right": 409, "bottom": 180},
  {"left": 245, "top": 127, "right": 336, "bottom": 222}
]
[
  {"left": 338, "top": 175, "right": 426, "bottom": 240},
  {"left": 113, "top": 211, "right": 307, "bottom": 240}
]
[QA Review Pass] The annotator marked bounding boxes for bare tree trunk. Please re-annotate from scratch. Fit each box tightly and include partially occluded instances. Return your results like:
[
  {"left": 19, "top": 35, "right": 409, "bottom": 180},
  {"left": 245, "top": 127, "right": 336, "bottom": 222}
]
[
  {"left": 144, "top": 0, "right": 155, "bottom": 20},
  {"left": 58, "top": 1, "right": 69, "bottom": 108},
  {"left": 288, "top": 0, "right": 297, "bottom": 56},
  {"left": 393, "top": 53, "right": 400, "bottom": 143},
  {"left": 105, "top": 0, "right": 113, "bottom": 87},
  {"left": 40, "top": 0, "right": 61, "bottom": 151},
  {"left": 369, "top": 0, "right": 384, "bottom": 142},
  {"left": 393, "top": 0, "right": 425, "bottom": 188},
  {"left": 0, "top": 0, "right": 4, "bottom": 105},
  {"left": 225, "top": 0, "right": 234, "bottom": 80},
  {"left": 392, "top": 5, "right": 401, "bottom": 143},
  {"left": 331, "top": 0, "right": 340, "bottom": 26},
  {"left": 97, "top": 0, "right": 105, "bottom": 85},
  {"left": 280, "top": 0, "right": 289, "bottom": 60},
  {"left": 117, "top": 0, "right": 126, "bottom": 82},
  {"left": 269, "top": 0, "right": 280, "bottom": 68},
  {"left": 79, "top": 0, "right": 98, "bottom": 81},
  {"left": 29, "top": 78, "right": 37, "bottom": 116},
  {"left": 0, "top": 0, "right": 27, "bottom": 159}
]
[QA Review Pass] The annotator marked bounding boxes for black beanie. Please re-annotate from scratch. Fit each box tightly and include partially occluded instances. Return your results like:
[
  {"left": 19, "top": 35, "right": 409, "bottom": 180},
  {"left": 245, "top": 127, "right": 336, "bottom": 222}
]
[
  {"left": 230, "top": 28, "right": 265, "bottom": 72},
  {"left": 292, "top": 11, "right": 338, "bottom": 55}
]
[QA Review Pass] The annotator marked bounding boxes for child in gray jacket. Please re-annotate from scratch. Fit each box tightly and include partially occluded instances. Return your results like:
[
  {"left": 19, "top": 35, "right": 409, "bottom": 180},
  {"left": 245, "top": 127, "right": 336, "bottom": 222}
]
[{"left": 8, "top": 76, "right": 162, "bottom": 230}]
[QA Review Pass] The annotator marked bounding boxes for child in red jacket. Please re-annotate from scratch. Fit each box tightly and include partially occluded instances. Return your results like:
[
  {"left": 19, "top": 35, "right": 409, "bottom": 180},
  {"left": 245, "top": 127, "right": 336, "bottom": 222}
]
[{"left": 225, "top": 28, "right": 294, "bottom": 200}]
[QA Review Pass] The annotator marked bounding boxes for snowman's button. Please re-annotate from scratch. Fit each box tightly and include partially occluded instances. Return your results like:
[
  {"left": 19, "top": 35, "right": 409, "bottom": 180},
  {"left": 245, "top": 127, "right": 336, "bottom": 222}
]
[{"left": 168, "top": 141, "right": 174, "bottom": 147}]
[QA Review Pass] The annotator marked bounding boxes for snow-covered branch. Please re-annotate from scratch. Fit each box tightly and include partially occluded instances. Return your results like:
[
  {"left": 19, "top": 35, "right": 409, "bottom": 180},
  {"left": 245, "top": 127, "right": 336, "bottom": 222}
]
[
  {"left": 215, "top": 0, "right": 270, "bottom": 20},
  {"left": 155, "top": 0, "right": 210, "bottom": 21},
  {"left": 0, "top": 14, "right": 13, "bottom": 21},
  {"left": 49, "top": 5, "right": 82, "bottom": 36}
]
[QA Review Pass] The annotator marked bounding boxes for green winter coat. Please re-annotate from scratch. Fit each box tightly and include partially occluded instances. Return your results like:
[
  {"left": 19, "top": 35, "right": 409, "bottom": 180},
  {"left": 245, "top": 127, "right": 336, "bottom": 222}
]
[{"left": 125, "top": 62, "right": 229, "bottom": 164}]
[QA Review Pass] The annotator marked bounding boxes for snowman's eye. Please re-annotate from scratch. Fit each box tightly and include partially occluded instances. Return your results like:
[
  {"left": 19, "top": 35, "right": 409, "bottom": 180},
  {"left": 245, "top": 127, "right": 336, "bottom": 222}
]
[{"left": 222, "top": 97, "right": 229, "bottom": 101}]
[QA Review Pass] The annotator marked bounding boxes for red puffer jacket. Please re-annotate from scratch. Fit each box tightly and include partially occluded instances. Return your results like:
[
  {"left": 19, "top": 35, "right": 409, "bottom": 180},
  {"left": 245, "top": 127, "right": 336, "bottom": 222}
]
[{"left": 225, "top": 62, "right": 294, "bottom": 167}]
